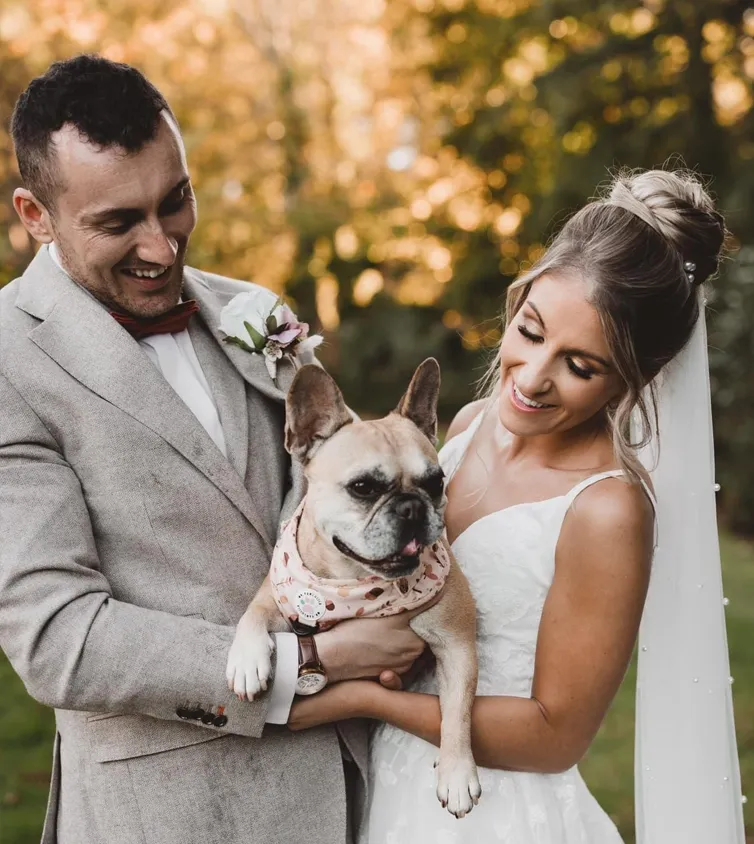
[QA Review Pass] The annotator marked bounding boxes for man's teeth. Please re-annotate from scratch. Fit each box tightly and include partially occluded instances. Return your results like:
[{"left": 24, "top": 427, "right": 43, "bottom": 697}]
[
  {"left": 514, "top": 384, "right": 551, "bottom": 409},
  {"left": 128, "top": 268, "right": 167, "bottom": 279}
]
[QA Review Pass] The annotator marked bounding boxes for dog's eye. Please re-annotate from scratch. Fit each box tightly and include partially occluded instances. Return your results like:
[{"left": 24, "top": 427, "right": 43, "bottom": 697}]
[
  {"left": 347, "top": 478, "right": 386, "bottom": 499},
  {"left": 422, "top": 472, "right": 445, "bottom": 499}
]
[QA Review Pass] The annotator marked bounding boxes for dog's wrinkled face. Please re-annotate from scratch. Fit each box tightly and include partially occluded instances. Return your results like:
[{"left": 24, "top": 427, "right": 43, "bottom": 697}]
[
  {"left": 306, "top": 417, "right": 446, "bottom": 577},
  {"left": 285, "top": 359, "right": 446, "bottom": 579}
]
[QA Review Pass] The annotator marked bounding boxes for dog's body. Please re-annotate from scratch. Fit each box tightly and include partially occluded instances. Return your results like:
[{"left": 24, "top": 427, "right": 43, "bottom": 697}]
[{"left": 226, "top": 359, "right": 481, "bottom": 817}]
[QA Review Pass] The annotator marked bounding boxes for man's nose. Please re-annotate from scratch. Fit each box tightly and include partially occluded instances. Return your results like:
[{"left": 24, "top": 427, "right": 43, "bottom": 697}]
[{"left": 135, "top": 223, "right": 178, "bottom": 267}]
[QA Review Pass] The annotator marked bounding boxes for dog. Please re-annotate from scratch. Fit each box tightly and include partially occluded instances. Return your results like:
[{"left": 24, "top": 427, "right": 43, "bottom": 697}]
[{"left": 226, "top": 358, "right": 481, "bottom": 817}]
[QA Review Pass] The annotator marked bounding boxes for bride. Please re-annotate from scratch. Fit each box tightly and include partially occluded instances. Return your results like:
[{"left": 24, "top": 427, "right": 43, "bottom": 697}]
[{"left": 289, "top": 168, "right": 745, "bottom": 843}]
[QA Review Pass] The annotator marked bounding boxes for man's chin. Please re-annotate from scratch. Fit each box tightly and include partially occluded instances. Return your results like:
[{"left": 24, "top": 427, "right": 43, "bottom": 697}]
[{"left": 112, "top": 269, "right": 184, "bottom": 317}]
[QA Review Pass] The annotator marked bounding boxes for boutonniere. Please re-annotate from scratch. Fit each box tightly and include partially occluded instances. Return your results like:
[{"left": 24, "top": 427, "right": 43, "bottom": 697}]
[{"left": 219, "top": 289, "right": 323, "bottom": 379}]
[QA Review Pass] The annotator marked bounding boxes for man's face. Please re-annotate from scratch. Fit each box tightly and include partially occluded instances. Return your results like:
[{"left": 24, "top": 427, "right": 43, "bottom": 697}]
[{"left": 48, "top": 113, "right": 197, "bottom": 318}]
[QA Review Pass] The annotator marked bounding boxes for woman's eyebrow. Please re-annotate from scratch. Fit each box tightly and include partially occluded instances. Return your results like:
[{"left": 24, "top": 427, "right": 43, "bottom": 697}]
[{"left": 526, "top": 301, "right": 612, "bottom": 369}]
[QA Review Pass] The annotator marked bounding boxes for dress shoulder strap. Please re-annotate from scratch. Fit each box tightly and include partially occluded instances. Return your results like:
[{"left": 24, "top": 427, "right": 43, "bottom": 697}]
[
  {"left": 565, "top": 469, "right": 657, "bottom": 514},
  {"left": 563, "top": 469, "right": 626, "bottom": 505},
  {"left": 439, "top": 404, "right": 488, "bottom": 483},
  {"left": 563, "top": 469, "right": 658, "bottom": 545}
]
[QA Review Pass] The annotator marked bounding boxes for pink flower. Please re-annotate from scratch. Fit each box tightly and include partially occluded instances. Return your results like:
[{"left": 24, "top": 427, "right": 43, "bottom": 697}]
[{"left": 269, "top": 305, "right": 310, "bottom": 348}]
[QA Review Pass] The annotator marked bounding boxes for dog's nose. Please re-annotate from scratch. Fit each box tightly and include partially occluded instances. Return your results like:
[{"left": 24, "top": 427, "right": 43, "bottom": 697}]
[{"left": 395, "top": 495, "right": 425, "bottom": 523}]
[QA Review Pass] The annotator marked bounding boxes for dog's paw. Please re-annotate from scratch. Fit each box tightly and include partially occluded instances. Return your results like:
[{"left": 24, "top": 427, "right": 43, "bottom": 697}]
[
  {"left": 436, "top": 754, "right": 481, "bottom": 819},
  {"left": 225, "top": 626, "right": 275, "bottom": 702}
]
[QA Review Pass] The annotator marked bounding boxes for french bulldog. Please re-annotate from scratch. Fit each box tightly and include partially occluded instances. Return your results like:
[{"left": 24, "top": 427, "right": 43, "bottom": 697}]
[{"left": 226, "top": 358, "right": 481, "bottom": 817}]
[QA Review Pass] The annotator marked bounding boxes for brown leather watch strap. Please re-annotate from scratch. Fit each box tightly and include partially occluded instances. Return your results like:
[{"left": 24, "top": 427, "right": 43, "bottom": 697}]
[{"left": 297, "top": 634, "right": 322, "bottom": 670}]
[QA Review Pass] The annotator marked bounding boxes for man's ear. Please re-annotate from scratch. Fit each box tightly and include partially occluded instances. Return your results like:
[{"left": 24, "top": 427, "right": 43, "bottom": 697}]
[
  {"left": 13, "top": 189, "right": 54, "bottom": 244},
  {"left": 393, "top": 358, "right": 441, "bottom": 443},
  {"left": 285, "top": 364, "right": 353, "bottom": 463}
]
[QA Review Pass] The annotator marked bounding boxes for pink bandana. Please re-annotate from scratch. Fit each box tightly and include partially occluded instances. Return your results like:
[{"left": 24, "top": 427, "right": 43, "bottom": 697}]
[{"left": 270, "top": 501, "right": 450, "bottom": 631}]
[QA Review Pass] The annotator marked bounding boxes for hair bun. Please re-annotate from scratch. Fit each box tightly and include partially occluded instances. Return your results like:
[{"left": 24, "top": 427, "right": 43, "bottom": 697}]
[{"left": 606, "top": 169, "right": 726, "bottom": 286}]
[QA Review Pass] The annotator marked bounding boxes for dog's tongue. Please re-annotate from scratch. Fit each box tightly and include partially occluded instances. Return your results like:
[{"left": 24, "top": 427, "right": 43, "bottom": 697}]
[{"left": 401, "top": 538, "right": 421, "bottom": 557}]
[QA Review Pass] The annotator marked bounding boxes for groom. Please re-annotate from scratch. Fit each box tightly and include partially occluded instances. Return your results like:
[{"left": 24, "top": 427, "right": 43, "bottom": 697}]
[{"left": 0, "top": 55, "right": 423, "bottom": 843}]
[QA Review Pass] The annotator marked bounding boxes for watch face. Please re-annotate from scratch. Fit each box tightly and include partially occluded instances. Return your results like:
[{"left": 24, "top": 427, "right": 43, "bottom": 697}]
[{"left": 296, "top": 671, "right": 328, "bottom": 696}]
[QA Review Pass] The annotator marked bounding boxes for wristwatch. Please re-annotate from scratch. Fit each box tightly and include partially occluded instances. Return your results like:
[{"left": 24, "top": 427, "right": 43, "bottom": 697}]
[{"left": 295, "top": 634, "right": 328, "bottom": 696}]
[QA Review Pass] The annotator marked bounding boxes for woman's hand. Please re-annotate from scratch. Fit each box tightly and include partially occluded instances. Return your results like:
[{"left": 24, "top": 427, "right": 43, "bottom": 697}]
[{"left": 288, "top": 680, "right": 390, "bottom": 731}]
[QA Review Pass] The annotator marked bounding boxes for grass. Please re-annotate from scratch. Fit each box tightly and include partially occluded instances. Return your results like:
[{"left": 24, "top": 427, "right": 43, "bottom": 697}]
[{"left": 1, "top": 532, "right": 753, "bottom": 843}]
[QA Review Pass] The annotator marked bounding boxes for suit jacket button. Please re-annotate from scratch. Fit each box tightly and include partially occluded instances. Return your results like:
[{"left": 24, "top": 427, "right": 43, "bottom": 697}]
[
  {"left": 213, "top": 715, "right": 228, "bottom": 728},
  {"left": 176, "top": 707, "right": 192, "bottom": 720},
  {"left": 189, "top": 707, "right": 204, "bottom": 720},
  {"left": 201, "top": 711, "right": 216, "bottom": 725}
]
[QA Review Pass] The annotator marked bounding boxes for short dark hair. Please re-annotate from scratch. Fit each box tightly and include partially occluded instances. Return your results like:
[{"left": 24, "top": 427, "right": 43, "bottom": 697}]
[{"left": 11, "top": 54, "right": 175, "bottom": 209}]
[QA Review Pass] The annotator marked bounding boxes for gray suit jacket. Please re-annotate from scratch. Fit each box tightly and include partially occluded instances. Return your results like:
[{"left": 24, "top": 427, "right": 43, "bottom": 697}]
[{"left": 0, "top": 248, "right": 367, "bottom": 844}]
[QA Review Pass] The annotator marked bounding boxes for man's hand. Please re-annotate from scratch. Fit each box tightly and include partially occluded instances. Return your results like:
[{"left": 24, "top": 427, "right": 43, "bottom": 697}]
[{"left": 315, "top": 612, "right": 426, "bottom": 684}]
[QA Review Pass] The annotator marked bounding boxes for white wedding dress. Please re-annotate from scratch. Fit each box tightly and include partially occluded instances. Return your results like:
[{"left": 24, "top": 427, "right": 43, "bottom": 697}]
[{"left": 364, "top": 413, "right": 635, "bottom": 844}]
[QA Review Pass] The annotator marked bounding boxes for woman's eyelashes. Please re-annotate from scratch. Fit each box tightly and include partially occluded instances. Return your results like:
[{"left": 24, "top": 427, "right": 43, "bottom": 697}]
[
  {"left": 517, "top": 323, "right": 596, "bottom": 380},
  {"left": 517, "top": 323, "right": 543, "bottom": 343},
  {"left": 566, "top": 359, "right": 596, "bottom": 380}
]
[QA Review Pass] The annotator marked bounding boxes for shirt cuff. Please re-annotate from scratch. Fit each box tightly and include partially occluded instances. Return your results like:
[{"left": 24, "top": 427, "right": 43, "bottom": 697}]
[{"left": 264, "top": 632, "right": 298, "bottom": 724}]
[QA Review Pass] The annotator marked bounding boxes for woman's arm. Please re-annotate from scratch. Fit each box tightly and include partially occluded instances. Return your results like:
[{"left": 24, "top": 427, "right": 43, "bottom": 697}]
[{"left": 290, "top": 477, "right": 653, "bottom": 774}]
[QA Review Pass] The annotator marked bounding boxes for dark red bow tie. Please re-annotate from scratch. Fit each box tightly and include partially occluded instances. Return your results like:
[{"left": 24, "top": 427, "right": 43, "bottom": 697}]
[{"left": 111, "top": 300, "right": 200, "bottom": 340}]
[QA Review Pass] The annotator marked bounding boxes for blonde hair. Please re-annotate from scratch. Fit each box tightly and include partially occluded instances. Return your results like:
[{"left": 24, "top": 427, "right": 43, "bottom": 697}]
[{"left": 482, "top": 169, "right": 726, "bottom": 482}]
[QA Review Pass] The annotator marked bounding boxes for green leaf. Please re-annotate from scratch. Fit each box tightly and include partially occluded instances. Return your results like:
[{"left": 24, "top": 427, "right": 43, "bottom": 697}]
[
  {"left": 244, "top": 321, "right": 265, "bottom": 349},
  {"left": 266, "top": 313, "right": 278, "bottom": 334},
  {"left": 223, "top": 335, "right": 255, "bottom": 353}
]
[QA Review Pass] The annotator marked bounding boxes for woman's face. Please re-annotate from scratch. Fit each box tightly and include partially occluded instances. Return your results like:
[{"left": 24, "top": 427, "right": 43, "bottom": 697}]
[{"left": 498, "top": 273, "right": 623, "bottom": 438}]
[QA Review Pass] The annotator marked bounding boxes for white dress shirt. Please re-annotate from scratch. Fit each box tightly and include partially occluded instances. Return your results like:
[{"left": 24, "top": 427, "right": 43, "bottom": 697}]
[{"left": 48, "top": 244, "right": 298, "bottom": 723}]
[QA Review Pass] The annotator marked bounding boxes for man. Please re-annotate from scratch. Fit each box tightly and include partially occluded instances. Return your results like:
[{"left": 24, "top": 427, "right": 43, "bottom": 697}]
[{"left": 0, "top": 55, "right": 423, "bottom": 844}]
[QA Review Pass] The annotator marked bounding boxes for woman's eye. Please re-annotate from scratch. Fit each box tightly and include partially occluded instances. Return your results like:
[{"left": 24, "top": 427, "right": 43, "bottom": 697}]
[
  {"left": 518, "top": 324, "right": 544, "bottom": 343},
  {"left": 567, "top": 359, "right": 595, "bottom": 380}
]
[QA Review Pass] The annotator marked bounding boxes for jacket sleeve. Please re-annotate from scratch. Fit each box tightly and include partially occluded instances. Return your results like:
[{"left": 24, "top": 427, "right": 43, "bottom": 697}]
[{"left": 0, "top": 373, "right": 272, "bottom": 738}]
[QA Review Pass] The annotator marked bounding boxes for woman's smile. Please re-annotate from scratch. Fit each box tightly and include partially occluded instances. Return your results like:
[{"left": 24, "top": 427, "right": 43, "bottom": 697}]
[{"left": 510, "top": 381, "right": 556, "bottom": 412}]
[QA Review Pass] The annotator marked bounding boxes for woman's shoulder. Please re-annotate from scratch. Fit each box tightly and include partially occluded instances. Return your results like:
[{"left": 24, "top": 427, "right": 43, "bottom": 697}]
[
  {"left": 445, "top": 399, "right": 488, "bottom": 443},
  {"left": 566, "top": 474, "right": 655, "bottom": 555}
]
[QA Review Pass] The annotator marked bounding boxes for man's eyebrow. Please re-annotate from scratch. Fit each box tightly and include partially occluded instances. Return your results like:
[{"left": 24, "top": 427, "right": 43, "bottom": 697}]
[
  {"left": 524, "top": 301, "right": 612, "bottom": 369},
  {"left": 82, "top": 177, "right": 191, "bottom": 223}
]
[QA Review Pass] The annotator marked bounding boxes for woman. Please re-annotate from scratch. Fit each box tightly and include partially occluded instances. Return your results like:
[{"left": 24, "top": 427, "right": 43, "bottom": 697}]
[{"left": 289, "top": 169, "right": 745, "bottom": 843}]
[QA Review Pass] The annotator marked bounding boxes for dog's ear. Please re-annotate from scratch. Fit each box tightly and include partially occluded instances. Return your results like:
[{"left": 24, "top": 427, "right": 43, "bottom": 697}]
[
  {"left": 285, "top": 364, "right": 353, "bottom": 463},
  {"left": 393, "top": 358, "right": 441, "bottom": 443}
]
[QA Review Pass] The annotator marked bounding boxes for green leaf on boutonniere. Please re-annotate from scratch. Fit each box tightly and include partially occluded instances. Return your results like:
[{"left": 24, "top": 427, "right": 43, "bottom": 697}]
[
  {"left": 223, "top": 335, "right": 255, "bottom": 353},
  {"left": 266, "top": 313, "right": 278, "bottom": 334},
  {"left": 244, "top": 321, "right": 265, "bottom": 350}
]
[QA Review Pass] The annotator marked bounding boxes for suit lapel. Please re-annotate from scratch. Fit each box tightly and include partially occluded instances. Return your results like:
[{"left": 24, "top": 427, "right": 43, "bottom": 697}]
[
  {"left": 18, "top": 249, "right": 274, "bottom": 554},
  {"left": 183, "top": 270, "right": 298, "bottom": 402}
]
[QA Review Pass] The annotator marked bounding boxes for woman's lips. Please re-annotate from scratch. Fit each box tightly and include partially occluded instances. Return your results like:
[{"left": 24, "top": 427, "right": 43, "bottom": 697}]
[{"left": 510, "top": 381, "right": 555, "bottom": 413}]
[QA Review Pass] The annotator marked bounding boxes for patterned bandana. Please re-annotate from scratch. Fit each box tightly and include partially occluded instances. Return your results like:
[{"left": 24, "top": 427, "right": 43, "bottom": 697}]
[{"left": 270, "top": 500, "right": 450, "bottom": 632}]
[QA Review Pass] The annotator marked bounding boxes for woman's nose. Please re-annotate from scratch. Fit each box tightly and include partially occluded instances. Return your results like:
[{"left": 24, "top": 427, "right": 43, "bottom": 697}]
[{"left": 515, "top": 358, "right": 553, "bottom": 397}]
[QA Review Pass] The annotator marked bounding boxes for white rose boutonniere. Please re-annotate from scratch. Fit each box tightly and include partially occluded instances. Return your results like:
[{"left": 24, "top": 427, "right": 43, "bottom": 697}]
[{"left": 219, "top": 289, "right": 323, "bottom": 379}]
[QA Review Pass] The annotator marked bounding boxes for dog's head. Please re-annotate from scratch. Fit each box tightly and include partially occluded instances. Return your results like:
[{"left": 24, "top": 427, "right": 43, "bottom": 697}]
[{"left": 285, "top": 359, "right": 446, "bottom": 579}]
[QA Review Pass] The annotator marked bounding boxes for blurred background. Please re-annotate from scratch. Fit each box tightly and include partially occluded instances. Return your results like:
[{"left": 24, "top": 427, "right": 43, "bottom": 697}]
[{"left": 1, "top": 0, "right": 753, "bottom": 841}]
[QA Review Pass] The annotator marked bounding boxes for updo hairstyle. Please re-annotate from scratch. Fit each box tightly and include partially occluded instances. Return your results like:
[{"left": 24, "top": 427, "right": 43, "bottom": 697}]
[{"left": 498, "top": 168, "right": 727, "bottom": 481}]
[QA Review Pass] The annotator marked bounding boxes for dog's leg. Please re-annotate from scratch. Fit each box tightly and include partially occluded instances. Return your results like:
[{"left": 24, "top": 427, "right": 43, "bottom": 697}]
[
  {"left": 226, "top": 575, "right": 288, "bottom": 701},
  {"left": 409, "top": 549, "right": 481, "bottom": 818}
]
